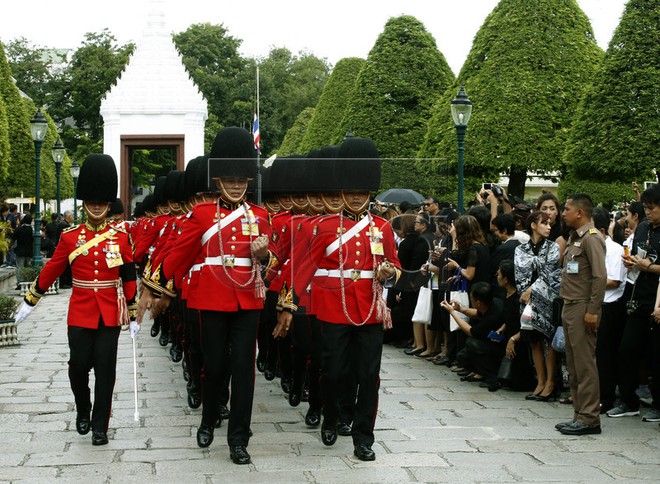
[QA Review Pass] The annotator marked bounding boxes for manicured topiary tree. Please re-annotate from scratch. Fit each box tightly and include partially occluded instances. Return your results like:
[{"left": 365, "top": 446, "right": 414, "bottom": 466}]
[
  {"left": 278, "top": 107, "right": 315, "bottom": 156},
  {"left": 418, "top": 0, "right": 603, "bottom": 202},
  {"left": 0, "top": 40, "right": 36, "bottom": 198},
  {"left": 341, "top": 15, "right": 455, "bottom": 192},
  {"left": 298, "top": 57, "right": 366, "bottom": 152},
  {"left": 561, "top": 0, "right": 660, "bottom": 204}
]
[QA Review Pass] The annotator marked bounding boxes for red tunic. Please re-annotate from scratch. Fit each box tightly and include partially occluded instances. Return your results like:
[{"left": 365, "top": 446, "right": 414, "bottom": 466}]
[
  {"left": 35, "top": 223, "right": 137, "bottom": 329},
  {"left": 133, "top": 213, "right": 171, "bottom": 264},
  {"left": 309, "top": 212, "right": 400, "bottom": 325},
  {"left": 150, "top": 200, "right": 277, "bottom": 312}
]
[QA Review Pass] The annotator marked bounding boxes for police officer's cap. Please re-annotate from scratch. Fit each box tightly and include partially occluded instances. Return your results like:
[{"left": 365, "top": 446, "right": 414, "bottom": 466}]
[
  {"left": 208, "top": 127, "right": 258, "bottom": 180},
  {"left": 76, "top": 154, "right": 118, "bottom": 203}
]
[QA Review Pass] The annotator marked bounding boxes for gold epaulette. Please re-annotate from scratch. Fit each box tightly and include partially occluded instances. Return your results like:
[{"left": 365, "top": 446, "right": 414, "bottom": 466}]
[
  {"left": 588, "top": 228, "right": 599, "bottom": 235},
  {"left": 62, "top": 224, "right": 79, "bottom": 234}
]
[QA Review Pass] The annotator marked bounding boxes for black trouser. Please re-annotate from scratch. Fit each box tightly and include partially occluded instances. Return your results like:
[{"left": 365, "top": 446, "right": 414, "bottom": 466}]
[
  {"left": 617, "top": 304, "right": 660, "bottom": 410},
  {"left": 291, "top": 313, "right": 323, "bottom": 410},
  {"left": 258, "top": 291, "right": 278, "bottom": 372},
  {"left": 183, "top": 302, "right": 202, "bottom": 387},
  {"left": 596, "top": 299, "right": 626, "bottom": 406},
  {"left": 320, "top": 321, "right": 383, "bottom": 446},
  {"left": 456, "top": 337, "right": 503, "bottom": 380},
  {"left": 200, "top": 309, "right": 258, "bottom": 447},
  {"left": 67, "top": 320, "right": 121, "bottom": 433}
]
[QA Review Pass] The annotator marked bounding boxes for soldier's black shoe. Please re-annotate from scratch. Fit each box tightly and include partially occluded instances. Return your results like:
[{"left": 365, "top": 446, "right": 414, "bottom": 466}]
[
  {"left": 256, "top": 356, "right": 266, "bottom": 373},
  {"left": 321, "top": 421, "right": 337, "bottom": 446},
  {"left": 150, "top": 321, "right": 160, "bottom": 337},
  {"left": 158, "top": 331, "right": 169, "bottom": 347},
  {"left": 182, "top": 360, "right": 190, "bottom": 382},
  {"left": 91, "top": 431, "right": 108, "bottom": 446},
  {"left": 305, "top": 408, "right": 321, "bottom": 427},
  {"left": 188, "top": 391, "right": 201, "bottom": 409},
  {"left": 75, "top": 412, "right": 91, "bottom": 435},
  {"left": 281, "top": 378, "right": 293, "bottom": 394},
  {"left": 170, "top": 344, "right": 183, "bottom": 362},
  {"left": 353, "top": 443, "right": 376, "bottom": 461},
  {"left": 229, "top": 445, "right": 251, "bottom": 465},
  {"left": 196, "top": 424, "right": 214, "bottom": 448},
  {"left": 218, "top": 404, "right": 230, "bottom": 419},
  {"left": 264, "top": 369, "right": 275, "bottom": 381},
  {"left": 337, "top": 422, "right": 352, "bottom": 436},
  {"left": 288, "top": 387, "right": 302, "bottom": 407}
]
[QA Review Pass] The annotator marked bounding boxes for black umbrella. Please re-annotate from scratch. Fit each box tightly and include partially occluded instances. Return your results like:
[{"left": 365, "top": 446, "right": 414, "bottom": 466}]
[{"left": 375, "top": 188, "right": 425, "bottom": 205}]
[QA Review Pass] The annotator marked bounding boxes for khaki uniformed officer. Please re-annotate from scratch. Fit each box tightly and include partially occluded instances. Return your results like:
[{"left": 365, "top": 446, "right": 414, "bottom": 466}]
[{"left": 556, "top": 193, "right": 607, "bottom": 435}]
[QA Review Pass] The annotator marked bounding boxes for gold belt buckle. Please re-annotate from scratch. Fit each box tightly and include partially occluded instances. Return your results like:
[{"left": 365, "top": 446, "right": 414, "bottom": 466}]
[
  {"left": 224, "top": 256, "right": 235, "bottom": 268},
  {"left": 350, "top": 270, "right": 361, "bottom": 281}
]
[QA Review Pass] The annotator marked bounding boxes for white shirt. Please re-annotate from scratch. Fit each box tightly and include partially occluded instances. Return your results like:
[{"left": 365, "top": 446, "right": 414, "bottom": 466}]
[
  {"left": 604, "top": 236, "right": 627, "bottom": 303},
  {"left": 513, "top": 230, "right": 531, "bottom": 244}
]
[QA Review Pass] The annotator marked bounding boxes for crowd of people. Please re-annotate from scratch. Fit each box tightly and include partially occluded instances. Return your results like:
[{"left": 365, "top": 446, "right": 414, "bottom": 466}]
[
  {"left": 374, "top": 182, "right": 660, "bottom": 435},
  {"left": 10, "top": 127, "right": 660, "bottom": 463}
]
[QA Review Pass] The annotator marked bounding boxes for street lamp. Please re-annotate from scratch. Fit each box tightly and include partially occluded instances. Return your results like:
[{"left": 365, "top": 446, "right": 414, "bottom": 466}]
[
  {"left": 29, "top": 107, "right": 48, "bottom": 265},
  {"left": 450, "top": 84, "right": 473, "bottom": 213},
  {"left": 51, "top": 138, "right": 65, "bottom": 220},
  {"left": 70, "top": 162, "right": 80, "bottom": 224}
]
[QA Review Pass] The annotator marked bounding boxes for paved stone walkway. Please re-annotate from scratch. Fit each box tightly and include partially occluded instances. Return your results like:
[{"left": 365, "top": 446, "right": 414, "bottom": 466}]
[{"left": 1, "top": 289, "right": 659, "bottom": 483}]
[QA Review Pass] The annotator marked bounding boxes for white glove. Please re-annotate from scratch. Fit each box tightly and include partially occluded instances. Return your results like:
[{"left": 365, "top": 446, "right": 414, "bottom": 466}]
[
  {"left": 129, "top": 320, "right": 140, "bottom": 338},
  {"left": 15, "top": 302, "right": 35, "bottom": 324}
]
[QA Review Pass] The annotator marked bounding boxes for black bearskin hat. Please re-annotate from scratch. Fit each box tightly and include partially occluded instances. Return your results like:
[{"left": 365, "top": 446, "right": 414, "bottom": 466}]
[
  {"left": 313, "top": 145, "right": 341, "bottom": 193},
  {"left": 109, "top": 198, "right": 124, "bottom": 216},
  {"left": 141, "top": 194, "right": 156, "bottom": 213},
  {"left": 336, "top": 137, "right": 380, "bottom": 191},
  {"left": 76, "top": 154, "right": 118, "bottom": 203},
  {"left": 152, "top": 176, "right": 168, "bottom": 206},
  {"left": 208, "top": 127, "right": 258, "bottom": 180},
  {"left": 164, "top": 170, "right": 185, "bottom": 202}
]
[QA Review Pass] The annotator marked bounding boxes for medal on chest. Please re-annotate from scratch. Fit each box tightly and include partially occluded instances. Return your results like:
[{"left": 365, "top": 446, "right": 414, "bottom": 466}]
[
  {"left": 241, "top": 210, "right": 259, "bottom": 236},
  {"left": 104, "top": 239, "right": 124, "bottom": 268},
  {"left": 75, "top": 229, "right": 87, "bottom": 248},
  {"left": 369, "top": 223, "right": 384, "bottom": 256}
]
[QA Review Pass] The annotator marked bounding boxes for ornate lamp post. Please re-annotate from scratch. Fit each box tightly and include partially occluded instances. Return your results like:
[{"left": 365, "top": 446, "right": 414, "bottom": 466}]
[
  {"left": 51, "top": 138, "right": 65, "bottom": 219},
  {"left": 450, "top": 85, "right": 473, "bottom": 213},
  {"left": 29, "top": 108, "right": 48, "bottom": 265},
  {"left": 70, "top": 162, "right": 81, "bottom": 224}
]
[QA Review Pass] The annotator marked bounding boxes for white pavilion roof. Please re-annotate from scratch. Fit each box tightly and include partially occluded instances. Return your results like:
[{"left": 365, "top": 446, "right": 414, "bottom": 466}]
[{"left": 100, "top": 3, "right": 207, "bottom": 117}]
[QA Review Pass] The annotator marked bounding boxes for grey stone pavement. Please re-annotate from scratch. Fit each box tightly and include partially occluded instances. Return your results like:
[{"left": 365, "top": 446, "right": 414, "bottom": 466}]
[{"left": 1, "top": 288, "right": 660, "bottom": 483}]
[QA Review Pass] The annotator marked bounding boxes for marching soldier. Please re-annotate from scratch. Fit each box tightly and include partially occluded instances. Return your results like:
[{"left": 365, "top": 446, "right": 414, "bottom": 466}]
[
  {"left": 15, "top": 154, "right": 138, "bottom": 446},
  {"left": 139, "top": 127, "right": 278, "bottom": 465},
  {"left": 280, "top": 137, "right": 400, "bottom": 461}
]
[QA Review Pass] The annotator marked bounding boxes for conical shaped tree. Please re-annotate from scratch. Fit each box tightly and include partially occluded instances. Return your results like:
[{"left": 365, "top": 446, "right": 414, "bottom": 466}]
[
  {"left": 0, "top": 84, "right": 9, "bottom": 188},
  {"left": 341, "top": 16, "right": 455, "bottom": 191},
  {"left": 299, "top": 57, "right": 366, "bottom": 152},
  {"left": 561, "top": 0, "right": 660, "bottom": 205},
  {"left": 0, "top": 40, "right": 36, "bottom": 198},
  {"left": 418, "top": 0, "right": 603, "bottom": 201},
  {"left": 278, "top": 107, "right": 315, "bottom": 156}
]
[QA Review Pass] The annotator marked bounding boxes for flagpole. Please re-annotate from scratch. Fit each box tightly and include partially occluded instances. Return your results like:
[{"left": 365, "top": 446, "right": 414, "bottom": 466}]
[{"left": 256, "top": 65, "right": 262, "bottom": 206}]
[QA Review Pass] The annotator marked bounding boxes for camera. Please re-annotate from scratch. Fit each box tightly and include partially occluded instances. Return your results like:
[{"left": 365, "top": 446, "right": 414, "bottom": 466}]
[{"left": 491, "top": 184, "right": 504, "bottom": 198}]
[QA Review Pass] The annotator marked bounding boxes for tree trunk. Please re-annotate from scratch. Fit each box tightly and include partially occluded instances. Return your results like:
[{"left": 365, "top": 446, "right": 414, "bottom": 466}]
[{"left": 507, "top": 167, "right": 527, "bottom": 200}]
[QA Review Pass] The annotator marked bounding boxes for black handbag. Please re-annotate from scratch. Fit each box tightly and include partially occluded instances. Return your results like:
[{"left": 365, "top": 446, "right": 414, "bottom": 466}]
[{"left": 551, "top": 297, "right": 564, "bottom": 327}]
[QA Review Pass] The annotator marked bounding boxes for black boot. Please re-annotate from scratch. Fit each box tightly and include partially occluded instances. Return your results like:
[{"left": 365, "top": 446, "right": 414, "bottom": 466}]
[
  {"left": 170, "top": 343, "right": 183, "bottom": 362},
  {"left": 196, "top": 423, "right": 214, "bottom": 448},
  {"left": 150, "top": 320, "right": 160, "bottom": 337}
]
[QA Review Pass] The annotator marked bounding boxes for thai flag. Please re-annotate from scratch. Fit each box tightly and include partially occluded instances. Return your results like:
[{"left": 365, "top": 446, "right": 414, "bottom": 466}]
[{"left": 253, "top": 112, "right": 261, "bottom": 154}]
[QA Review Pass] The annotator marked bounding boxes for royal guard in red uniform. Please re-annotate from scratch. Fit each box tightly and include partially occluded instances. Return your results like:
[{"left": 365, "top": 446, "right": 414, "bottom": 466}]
[
  {"left": 138, "top": 127, "right": 278, "bottom": 465},
  {"left": 293, "top": 137, "right": 400, "bottom": 461},
  {"left": 108, "top": 198, "right": 130, "bottom": 231},
  {"left": 15, "top": 154, "right": 138, "bottom": 446}
]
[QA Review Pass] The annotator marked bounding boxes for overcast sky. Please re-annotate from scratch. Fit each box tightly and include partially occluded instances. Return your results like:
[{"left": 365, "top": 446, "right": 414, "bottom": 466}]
[{"left": 2, "top": 0, "right": 628, "bottom": 74}]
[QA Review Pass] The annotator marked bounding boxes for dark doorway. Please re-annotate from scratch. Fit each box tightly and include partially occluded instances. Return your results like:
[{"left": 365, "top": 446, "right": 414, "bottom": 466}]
[{"left": 120, "top": 135, "right": 185, "bottom": 218}]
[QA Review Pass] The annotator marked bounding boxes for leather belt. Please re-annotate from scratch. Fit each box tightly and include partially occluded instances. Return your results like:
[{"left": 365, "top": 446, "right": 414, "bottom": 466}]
[
  {"left": 314, "top": 269, "right": 374, "bottom": 280},
  {"left": 191, "top": 256, "right": 252, "bottom": 273},
  {"left": 562, "top": 299, "right": 589, "bottom": 305}
]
